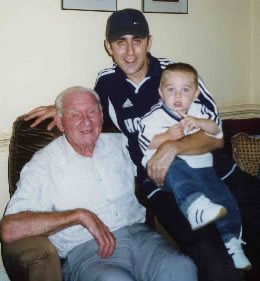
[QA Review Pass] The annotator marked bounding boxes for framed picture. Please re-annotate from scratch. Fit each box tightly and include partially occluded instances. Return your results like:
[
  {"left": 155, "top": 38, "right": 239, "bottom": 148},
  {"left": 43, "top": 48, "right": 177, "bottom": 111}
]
[
  {"left": 143, "top": 0, "right": 188, "bottom": 14},
  {"left": 62, "top": 0, "right": 117, "bottom": 12}
]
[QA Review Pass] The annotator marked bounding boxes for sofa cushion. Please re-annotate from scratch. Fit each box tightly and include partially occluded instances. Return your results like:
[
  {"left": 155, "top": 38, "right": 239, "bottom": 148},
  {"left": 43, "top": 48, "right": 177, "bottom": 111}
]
[{"left": 231, "top": 133, "right": 260, "bottom": 177}]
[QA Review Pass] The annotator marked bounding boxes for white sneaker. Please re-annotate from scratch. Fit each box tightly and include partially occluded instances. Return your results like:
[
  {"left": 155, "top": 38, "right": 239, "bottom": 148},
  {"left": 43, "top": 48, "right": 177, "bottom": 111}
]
[
  {"left": 225, "top": 237, "right": 252, "bottom": 270},
  {"left": 187, "top": 195, "right": 227, "bottom": 230}
]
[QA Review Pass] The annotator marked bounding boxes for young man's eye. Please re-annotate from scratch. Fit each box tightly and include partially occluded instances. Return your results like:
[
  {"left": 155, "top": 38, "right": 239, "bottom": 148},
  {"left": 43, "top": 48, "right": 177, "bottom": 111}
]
[
  {"left": 183, "top": 88, "right": 190, "bottom": 93},
  {"left": 133, "top": 39, "right": 141, "bottom": 44},
  {"left": 117, "top": 40, "right": 125, "bottom": 46}
]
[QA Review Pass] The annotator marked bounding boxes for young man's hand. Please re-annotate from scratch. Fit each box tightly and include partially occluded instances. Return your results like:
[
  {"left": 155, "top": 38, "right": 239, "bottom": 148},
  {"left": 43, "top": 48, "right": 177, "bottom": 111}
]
[
  {"left": 147, "top": 140, "right": 178, "bottom": 186},
  {"left": 24, "top": 105, "right": 57, "bottom": 130}
]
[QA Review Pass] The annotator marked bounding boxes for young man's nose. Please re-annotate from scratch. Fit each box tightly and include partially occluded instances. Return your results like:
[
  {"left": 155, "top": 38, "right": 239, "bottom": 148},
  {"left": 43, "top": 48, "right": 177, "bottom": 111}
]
[{"left": 126, "top": 42, "right": 134, "bottom": 55}]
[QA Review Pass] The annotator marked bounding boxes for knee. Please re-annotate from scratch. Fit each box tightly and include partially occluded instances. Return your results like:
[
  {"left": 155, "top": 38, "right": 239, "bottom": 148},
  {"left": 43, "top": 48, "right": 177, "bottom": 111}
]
[
  {"left": 160, "top": 254, "right": 198, "bottom": 281},
  {"left": 95, "top": 267, "right": 134, "bottom": 281}
]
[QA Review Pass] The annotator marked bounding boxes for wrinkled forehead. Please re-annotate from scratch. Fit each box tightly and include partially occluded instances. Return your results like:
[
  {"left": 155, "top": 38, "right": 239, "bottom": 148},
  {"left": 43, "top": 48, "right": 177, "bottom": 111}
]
[{"left": 63, "top": 91, "right": 97, "bottom": 110}]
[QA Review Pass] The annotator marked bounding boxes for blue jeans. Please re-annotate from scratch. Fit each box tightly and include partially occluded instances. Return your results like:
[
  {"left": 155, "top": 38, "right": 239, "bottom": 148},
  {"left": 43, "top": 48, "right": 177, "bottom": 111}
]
[
  {"left": 62, "top": 224, "right": 197, "bottom": 281},
  {"left": 164, "top": 157, "right": 241, "bottom": 243}
]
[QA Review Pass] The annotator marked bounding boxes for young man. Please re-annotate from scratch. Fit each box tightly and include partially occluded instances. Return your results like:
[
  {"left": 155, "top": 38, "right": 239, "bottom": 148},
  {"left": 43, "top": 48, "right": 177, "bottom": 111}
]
[{"left": 94, "top": 9, "right": 241, "bottom": 281}]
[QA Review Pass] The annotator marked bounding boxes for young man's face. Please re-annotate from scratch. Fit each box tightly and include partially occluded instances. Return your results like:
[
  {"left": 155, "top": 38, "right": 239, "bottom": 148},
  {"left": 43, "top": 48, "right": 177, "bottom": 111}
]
[
  {"left": 105, "top": 35, "right": 152, "bottom": 84},
  {"left": 159, "top": 70, "right": 200, "bottom": 114}
]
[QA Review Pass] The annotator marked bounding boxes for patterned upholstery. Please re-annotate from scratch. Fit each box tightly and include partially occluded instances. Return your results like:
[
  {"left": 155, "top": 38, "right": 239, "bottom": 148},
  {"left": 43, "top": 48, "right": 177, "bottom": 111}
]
[{"left": 231, "top": 133, "right": 260, "bottom": 177}]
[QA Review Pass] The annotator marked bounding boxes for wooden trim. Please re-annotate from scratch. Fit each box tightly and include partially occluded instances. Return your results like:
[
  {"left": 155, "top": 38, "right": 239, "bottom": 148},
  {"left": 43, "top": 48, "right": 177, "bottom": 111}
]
[
  {"left": 0, "top": 133, "right": 10, "bottom": 152},
  {"left": 219, "top": 104, "right": 260, "bottom": 120}
]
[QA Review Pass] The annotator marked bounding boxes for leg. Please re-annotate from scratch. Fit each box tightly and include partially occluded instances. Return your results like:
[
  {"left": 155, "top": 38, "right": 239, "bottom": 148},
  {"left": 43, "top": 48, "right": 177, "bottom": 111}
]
[
  {"left": 146, "top": 189, "right": 241, "bottom": 281},
  {"left": 188, "top": 166, "right": 241, "bottom": 242},
  {"left": 190, "top": 167, "right": 251, "bottom": 270},
  {"left": 213, "top": 150, "right": 260, "bottom": 272},
  {"left": 213, "top": 150, "right": 260, "bottom": 231},
  {"left": 164, "top": 158, "right": 203, "bottom": 214},
  {"left": 63, "top": 229, "right": 137, "bottom": 281},
  {"left": 164, "top": 159, "right": 227, "bottom": 230},
  {"left": 76, "top": 264, "right": 135, "bottom": 281},
  {"left": 130, "top": 224, "right": 197, "bottom": 281}
]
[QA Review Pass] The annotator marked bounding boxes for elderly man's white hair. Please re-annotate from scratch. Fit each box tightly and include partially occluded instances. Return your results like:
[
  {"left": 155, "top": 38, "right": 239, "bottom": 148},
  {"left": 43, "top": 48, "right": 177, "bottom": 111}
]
[{"left": 55, "top": 86, "right": 102, "bottom": 117}]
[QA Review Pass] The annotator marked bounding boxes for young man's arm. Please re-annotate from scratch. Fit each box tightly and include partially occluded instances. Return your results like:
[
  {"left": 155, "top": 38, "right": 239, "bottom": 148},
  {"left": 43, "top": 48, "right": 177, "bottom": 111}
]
[
  {"left": 0, "top": 209, "right": 115, "bottom": 258},
  {"left": 147, "top": 130, "right": 224, "bottom": 186}
]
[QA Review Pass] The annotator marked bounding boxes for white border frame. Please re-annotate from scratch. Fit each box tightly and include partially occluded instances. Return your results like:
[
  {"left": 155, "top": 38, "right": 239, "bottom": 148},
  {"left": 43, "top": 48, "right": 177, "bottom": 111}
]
[
  {"left": 62, "top": 0, "right": 117, "bottom": 12},
  {"left": 143, "top": 0, "right": 188, "bottom": 14}
]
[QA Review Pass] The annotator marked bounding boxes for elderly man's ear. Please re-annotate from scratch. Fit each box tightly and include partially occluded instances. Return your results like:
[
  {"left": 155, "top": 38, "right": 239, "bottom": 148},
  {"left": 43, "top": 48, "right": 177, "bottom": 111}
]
[{"left": 55, "top": 114, "right": 64, "bottom": 133}]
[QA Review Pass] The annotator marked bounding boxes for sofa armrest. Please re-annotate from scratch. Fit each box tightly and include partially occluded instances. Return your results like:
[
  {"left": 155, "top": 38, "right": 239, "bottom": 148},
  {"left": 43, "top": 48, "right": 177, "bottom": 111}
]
[
  {"left": 231, "top": 133, "right": 260, "bottom": 177},
  {"left": 1, "top": 236, "right": 62, "bottom": 281}
]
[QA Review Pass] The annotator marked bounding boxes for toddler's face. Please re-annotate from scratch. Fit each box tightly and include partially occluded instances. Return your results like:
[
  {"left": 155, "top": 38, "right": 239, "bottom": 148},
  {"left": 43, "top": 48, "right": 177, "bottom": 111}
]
[{"left": 159, "top": 71, "right": 199, "bottom": 114}]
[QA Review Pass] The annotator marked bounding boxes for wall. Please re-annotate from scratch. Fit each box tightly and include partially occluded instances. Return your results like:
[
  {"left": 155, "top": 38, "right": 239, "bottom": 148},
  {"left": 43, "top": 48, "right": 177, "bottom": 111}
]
[
  {"left": 0, "top": 0, "right": 257, "bottom": 134},
  {"left": 252, "top": 0, "right": 260, "bottom": 104},
  {"left": 0, "top": 0, "right": 259, "bottom": 270}
]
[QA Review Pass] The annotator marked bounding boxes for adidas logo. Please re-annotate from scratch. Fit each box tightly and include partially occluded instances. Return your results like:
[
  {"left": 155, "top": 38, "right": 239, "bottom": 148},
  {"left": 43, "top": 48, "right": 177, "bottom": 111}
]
[{"left": 122, "top": 99, "right": 133, "bottom": 108}]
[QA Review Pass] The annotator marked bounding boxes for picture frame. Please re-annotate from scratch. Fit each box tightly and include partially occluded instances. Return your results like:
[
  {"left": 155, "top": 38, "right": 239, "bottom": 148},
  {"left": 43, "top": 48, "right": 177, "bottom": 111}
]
[
  {"left": 142, "top": 0, "right": 188, "bottom": 14},
  {"left": 62, "top": 0, "right": 117, "bottom": 12}
]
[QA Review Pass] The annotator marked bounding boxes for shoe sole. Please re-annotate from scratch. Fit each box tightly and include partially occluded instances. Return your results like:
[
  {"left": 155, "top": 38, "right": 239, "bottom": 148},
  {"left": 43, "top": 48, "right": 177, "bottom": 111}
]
[
  {"left": 237, "top": 264, "right": 252, "bottom": 271},
  {"left": 192, "top": 207, "right": 227, "bottom": 231}
]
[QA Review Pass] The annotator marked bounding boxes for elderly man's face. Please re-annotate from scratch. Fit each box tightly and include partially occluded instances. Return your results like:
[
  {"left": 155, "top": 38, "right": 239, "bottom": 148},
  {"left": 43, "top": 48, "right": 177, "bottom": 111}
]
[{"left": 57, "top": 91, "right": 103, "bottom": 156}]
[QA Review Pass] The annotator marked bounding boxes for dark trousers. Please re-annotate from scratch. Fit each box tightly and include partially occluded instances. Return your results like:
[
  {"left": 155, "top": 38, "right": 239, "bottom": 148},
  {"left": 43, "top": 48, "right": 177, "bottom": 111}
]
[
  {"left": 214, "top": 149, "right": 260, "bottom": 276},
  {"left": 213, "top": 150, "right": 260, "bottom": 232},
  {"left": 138, "top": 150, "right": 248, "bottom": 281},
  {"left": 146, "top": 189, "right": 241, "bottom": 281}
]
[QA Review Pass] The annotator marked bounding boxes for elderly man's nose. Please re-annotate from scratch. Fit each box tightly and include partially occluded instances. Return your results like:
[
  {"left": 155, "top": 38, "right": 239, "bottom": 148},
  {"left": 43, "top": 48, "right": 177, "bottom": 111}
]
[{"left": 81, "top": 114, "right": 91, "bottom": 124}]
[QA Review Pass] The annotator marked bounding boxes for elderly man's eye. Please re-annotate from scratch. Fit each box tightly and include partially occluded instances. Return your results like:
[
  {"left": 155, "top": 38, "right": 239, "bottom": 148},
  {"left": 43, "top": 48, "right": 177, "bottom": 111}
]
[
  {"left": 88, "top": 107, "right": 99, "bottom": 115},
  {"left": 70, "top": 112, "right": 81, "bottom": 118}
]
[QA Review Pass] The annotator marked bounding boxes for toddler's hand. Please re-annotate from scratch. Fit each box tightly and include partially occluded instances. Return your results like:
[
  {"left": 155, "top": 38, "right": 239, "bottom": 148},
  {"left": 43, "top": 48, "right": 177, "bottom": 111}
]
[
  {"left": 179, "top": 112, "right": 199, "bottom": 133},
  {"left": 166, "top": 123, "right": 184, "bottom": 140}
]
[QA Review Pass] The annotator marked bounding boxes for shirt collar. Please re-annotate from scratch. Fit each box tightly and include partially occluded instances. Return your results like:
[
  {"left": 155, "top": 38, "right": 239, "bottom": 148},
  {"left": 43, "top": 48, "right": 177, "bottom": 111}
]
[
  {"left": 62, "top": 134, "right": 104, "bottom": 160},
  {"left": 161, "top": 101, "right": 183, "bottom": 122}
]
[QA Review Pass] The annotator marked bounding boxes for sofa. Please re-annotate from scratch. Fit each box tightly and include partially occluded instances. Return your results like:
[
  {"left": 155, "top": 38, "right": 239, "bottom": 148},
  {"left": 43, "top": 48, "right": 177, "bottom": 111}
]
[{"left": 1, "top": 115, "right": 260, "bottom": 281}]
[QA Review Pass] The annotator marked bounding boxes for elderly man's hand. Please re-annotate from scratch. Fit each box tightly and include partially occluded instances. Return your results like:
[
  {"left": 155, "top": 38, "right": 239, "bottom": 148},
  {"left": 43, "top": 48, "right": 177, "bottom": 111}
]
[
  {"left": 147, "top": 141, "right": 178, "bottom": 186},
  {"left": 79, "top": 209, "right": 116, "bottom": 258},
  {"left": 24, "top": 105, "right": 57, "bottom": 130}
]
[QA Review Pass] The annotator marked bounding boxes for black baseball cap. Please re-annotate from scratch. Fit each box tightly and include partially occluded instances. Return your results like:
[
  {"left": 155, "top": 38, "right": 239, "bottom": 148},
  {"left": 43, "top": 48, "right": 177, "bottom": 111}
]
[{"left": 106, "top": 8, "right": 150, "bottom": 42}]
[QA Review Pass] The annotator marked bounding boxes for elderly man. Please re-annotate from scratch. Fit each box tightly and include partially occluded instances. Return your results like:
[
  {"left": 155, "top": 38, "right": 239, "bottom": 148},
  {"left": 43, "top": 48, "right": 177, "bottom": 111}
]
[{"left": 1, "top": 86, "right": 197, "bottom": 281}]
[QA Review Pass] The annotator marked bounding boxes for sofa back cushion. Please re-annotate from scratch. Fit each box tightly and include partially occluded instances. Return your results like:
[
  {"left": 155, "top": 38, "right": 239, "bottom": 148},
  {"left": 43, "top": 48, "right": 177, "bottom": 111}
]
[{"left": 8, "top": 116, "right": 62, "bottom": 196}]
